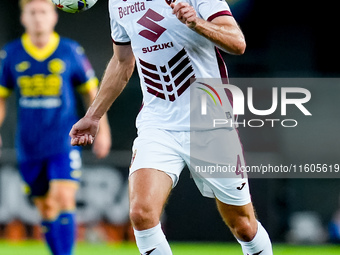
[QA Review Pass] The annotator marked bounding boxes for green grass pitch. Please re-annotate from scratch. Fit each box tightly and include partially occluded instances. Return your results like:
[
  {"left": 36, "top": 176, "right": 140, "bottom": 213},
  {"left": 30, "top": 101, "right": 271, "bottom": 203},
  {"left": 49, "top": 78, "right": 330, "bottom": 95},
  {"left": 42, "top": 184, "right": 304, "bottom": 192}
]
[{"left": 0, "top": 241, "right": 339, "bottom": 255}]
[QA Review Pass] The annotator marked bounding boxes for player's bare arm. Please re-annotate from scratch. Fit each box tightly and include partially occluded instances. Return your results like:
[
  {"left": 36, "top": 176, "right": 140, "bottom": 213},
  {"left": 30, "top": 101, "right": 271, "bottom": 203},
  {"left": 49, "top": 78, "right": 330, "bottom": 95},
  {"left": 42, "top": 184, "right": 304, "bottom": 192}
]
[
  {"left": 0, "top": 97, "right": 6, "bottom": 155},
  {"left": 171, "top": 2, "right": 246, "bottom": 55},
  {"left": 82, "top": 88, "right": 112, "bottom": 158},
  {"left": 70, "top": 43, "right": 135, "bottom": 146}
]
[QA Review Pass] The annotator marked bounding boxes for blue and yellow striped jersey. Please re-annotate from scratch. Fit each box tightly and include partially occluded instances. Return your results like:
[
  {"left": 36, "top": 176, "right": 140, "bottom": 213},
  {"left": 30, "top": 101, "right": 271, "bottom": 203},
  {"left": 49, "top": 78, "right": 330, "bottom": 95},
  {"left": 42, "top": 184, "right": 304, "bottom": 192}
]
[{"left": 0, "top": 32, "right": 98, "bottom": 162}]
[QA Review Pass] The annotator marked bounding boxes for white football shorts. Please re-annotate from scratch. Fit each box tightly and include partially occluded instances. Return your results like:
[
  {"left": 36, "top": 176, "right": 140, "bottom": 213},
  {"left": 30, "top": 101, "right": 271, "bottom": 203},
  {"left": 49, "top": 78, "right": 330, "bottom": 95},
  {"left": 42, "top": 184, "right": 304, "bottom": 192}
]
[{"left": 129, "top": 128, "right": 251, "bottom": 206}]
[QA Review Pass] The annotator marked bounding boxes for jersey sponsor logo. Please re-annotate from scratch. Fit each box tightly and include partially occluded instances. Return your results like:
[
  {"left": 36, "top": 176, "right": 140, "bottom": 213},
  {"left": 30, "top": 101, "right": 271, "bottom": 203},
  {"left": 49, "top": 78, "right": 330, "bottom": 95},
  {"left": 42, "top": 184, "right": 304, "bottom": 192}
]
[
  {"left": 118, "top": 1, "right": 146, "bottom": 19},
  {"left": 142, "top": 41, "right": 174, "bottom": 54},
  {"left": 137, "top": 9, "right": 166, "bottom": 42},
  {"left": 139, "top": 48, "right": 195, "bottom": 101},
  {"left": 15, "top": 61, "right": 31, "bottom": 72},
  {"left": 19, "top": 97, "right": 62, "bottom": 108},
  {"left": 17, "top": 74, "right": 62, "bottom": 97},
  {"left": 48, "top": 58, "right": 65, "bottom": 74}
]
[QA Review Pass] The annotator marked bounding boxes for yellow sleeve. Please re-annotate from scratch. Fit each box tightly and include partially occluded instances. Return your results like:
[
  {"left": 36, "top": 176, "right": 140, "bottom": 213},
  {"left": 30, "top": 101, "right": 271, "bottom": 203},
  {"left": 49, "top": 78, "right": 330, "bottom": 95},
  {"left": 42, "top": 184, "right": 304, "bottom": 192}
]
[
  {"left": 76, "top": 77, "right": 99, "bottom": 94},
  {"left": 0, "top": 85, "right": 12, "bottom": 98}
]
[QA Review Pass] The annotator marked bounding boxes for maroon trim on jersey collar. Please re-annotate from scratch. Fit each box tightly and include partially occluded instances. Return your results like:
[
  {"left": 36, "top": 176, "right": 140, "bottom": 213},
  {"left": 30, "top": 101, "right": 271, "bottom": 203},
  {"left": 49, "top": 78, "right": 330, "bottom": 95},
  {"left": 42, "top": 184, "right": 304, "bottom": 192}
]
[
  {"left": 112, "top": 39, "right": 131, "bottom": 45},
  {"left": 207, "top": 10, "right": 232, "bottom": 22}
]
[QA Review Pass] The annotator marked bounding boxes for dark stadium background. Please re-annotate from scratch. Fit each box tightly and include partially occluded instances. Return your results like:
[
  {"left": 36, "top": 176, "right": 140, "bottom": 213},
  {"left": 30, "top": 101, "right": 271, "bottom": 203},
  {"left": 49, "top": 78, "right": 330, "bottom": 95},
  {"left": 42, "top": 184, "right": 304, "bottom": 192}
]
[{"left": 0, "top": 0, "right": 339, "bottom": 244}]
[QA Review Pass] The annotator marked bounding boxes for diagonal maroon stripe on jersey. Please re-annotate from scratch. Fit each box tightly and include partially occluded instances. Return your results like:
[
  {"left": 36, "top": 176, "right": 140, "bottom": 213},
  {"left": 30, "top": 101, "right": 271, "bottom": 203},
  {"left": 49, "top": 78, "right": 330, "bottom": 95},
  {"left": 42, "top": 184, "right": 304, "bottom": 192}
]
[
  {"left": 140, "top": 47, "right": 195, "bottom": 101},
  {"left": 144, "top": 77, "right": 163, "bottom": 90},
  {"left": 169, "top": 94, "right": 175, "bottom": 101},
  {"left": 141, "top": 67, "right": 161, "bottom": 81},
  {"left": 160, "top": 65, "right": 167, "bottom": 73},
  {"left": 139, "top": 58, "right": 157, "bottom": 71},
  {"left": 146, "top": 86, "right": 166, "bottom": 100},
  {"left": 168, "top": 48, "right": 186, "bottom": 68},
  {"left": 174, "top": 66, "right": 194, "bottom": 86},
  {"left": 166, "top": 84, "right": 173, "bottom": 92},
  {"left": 177, "top": 74, "right": 195, "bottom": 96},
  {"left": 163, "top": 75, "right": 170, "bottom": 82},
  {"left": 171, "top": 57, "right": 190, "bottom": 77}
]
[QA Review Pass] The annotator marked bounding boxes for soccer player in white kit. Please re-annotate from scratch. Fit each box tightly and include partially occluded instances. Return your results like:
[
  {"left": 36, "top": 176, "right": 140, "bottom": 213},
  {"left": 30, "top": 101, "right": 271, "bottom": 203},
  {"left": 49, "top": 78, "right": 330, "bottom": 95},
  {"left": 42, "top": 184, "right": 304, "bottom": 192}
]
[{"left": 70, "top": 0, "right": 273, "bottom": 254}]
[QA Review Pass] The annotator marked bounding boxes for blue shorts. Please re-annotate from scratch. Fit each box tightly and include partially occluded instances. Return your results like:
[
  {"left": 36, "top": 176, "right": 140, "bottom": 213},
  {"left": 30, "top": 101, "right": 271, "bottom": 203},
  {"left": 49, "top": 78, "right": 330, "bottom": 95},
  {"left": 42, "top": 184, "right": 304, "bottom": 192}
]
[{"left": 19, "top": 149, "right": 82, "bottom": 197}]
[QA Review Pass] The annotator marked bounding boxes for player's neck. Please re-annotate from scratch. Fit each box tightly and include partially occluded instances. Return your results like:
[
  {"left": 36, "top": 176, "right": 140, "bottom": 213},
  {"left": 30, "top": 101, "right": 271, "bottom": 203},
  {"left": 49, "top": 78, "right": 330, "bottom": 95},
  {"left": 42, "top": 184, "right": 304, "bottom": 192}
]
[{"left": 27, "top": 32, "right": 53, "bottom": 48}]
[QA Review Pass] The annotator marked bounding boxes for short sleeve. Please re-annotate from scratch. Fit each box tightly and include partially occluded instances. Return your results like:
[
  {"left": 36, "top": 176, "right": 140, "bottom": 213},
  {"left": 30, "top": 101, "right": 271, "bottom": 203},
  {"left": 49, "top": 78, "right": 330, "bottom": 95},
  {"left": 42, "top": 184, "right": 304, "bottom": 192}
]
[
  {"left": 109, "top": 0, "right": 131, "bottom": 45},
  {"left": 190, "top": 0, "right": 232, "bottom": 21},
  {"left": 69, "top": 42, "right": 98, "bottom": 94},
  {"left": 0, "top": 48, "right": 14, "bottom": 98}
]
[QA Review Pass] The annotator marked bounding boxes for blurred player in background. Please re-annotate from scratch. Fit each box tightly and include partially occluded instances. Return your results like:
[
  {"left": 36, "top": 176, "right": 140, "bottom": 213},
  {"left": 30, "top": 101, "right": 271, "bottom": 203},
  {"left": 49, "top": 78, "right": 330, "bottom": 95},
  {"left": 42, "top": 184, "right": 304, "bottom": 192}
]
[
  {"left": 70, "top": 0, "right": 273, "bottom": 254},
  {"left": 0, "top": 0, "right": 111, "bottom": 254}
]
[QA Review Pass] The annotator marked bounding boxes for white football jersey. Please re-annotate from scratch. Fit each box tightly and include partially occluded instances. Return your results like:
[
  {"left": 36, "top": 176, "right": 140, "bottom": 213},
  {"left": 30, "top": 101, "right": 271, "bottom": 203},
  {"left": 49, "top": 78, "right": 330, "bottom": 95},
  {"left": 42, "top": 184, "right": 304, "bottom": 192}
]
[{"left": 109, "top": 0, "right": 234, "bottom": 131}]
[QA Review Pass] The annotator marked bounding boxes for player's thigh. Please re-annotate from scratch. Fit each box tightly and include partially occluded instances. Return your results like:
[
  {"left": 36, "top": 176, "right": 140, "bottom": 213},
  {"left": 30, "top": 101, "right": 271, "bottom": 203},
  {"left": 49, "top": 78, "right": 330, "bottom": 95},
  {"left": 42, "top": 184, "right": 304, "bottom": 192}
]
[
  {"left": 129, "top": 168, "right": 173, "bottom": 227},
  {"left": 130, "top": 129, "right": 186, "bottom": 188},
  {"left": 129, "top": 129, "right": 186, "bottom": 228},
  {"left": 129, "top": 168, "right": 173, "bottom": 210}
]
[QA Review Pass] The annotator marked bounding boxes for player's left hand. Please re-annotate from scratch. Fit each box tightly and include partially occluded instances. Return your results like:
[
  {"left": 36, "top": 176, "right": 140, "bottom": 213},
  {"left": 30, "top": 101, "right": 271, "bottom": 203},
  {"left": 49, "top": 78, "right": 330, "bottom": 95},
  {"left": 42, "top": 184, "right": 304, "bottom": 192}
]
[{"left": 170, "top": 2, "right": 198, "bottom": 29}]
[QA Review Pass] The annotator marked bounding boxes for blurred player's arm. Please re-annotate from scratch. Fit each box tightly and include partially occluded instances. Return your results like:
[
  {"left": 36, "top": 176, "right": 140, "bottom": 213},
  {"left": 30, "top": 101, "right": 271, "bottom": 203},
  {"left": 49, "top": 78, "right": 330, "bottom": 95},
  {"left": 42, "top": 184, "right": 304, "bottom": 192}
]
[
  {"left": 81, "top": 88, "right": 112, "bottom": 158},
  {"left": 70, "top": 44, "right": 135, "bottom": 146},
  {"left": 171, "top": 2, "right": 246, "bottom": 55},
  {"left": 0, "top": 97, "right": 6, "bottom": 153}
]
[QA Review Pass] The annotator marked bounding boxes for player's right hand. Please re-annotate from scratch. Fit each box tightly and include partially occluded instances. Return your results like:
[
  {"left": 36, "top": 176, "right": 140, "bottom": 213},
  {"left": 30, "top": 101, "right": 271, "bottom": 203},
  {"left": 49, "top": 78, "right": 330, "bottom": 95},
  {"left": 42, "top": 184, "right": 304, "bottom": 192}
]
[{"left": 69, "top": 116, "right": 99, "bottom": 146}]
